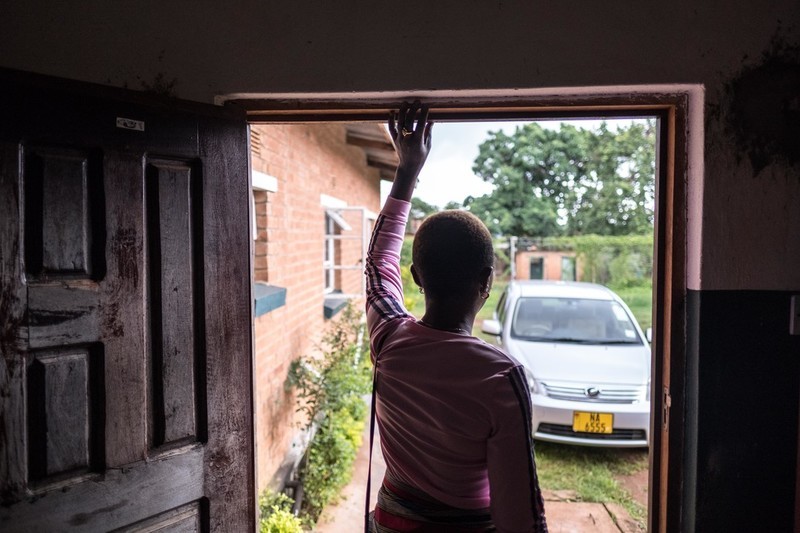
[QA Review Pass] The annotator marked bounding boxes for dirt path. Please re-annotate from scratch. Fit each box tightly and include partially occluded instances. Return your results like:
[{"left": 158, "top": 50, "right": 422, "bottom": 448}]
[{"left": 614, "top": 468, "right": 648, "bottom": 509}]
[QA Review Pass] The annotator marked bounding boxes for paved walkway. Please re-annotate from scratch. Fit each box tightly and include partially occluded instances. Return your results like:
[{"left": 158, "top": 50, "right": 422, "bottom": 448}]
[{"left": 314, "top": 422, "right": 641, "bottom": 532}]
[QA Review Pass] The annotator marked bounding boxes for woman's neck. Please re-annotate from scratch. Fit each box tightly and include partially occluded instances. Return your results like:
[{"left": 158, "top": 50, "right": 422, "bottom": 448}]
[{"left": 420, "top": 299, "right": 477, "bottom": 334}]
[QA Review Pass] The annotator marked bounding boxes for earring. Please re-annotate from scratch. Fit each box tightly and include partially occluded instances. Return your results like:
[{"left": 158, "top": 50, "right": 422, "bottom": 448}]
[{"left": 419, "top": 287, "right": 424, "bottom": 294}]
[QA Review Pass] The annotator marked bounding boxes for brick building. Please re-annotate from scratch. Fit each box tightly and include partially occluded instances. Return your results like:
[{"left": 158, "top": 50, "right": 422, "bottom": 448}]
[
  {"left": 249, "top": 122, "right": 396, "bottom": 492},
  {"left": 514, "top": 249, "right": 578, "bottom": 282}
]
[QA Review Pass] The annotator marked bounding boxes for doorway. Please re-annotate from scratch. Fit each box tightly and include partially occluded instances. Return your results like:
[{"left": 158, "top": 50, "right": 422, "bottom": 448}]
[
  {"left": 530, "top": 258, "right": 544, "bottom": 280},
  {"left": 233, "top": 87, "right": 697, "bottom": 533}
]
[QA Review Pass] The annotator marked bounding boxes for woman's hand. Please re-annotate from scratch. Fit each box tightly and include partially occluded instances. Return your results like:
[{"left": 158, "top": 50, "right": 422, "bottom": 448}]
[{"left": 388, "top": 101, "right": 433, "bottom": 201}]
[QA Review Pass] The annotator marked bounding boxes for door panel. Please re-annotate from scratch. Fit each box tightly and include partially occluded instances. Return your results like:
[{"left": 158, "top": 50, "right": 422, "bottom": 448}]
[
  {"left": 24, "top": 146, "right": 101, "bottom": 278},
  {"left": 146, "top": 158, "right": 204, "bottom": 449},
  {"left": 0, "top": 72, "right": 254, "bottom": 531},
  {"left": 26, "top": 345, "right": 104, "bottom": 485},
  {"left": 103, "top": 150, "right": 148, "bottom": 470}
]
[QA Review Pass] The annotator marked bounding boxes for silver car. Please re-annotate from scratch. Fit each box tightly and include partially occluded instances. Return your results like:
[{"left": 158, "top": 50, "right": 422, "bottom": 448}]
[{"left": 482, "top": 281, "right": 651, "bottom": 448}]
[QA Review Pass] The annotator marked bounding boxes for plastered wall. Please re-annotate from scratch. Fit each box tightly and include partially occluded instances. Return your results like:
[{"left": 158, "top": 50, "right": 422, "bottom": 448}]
[{"left": 2, "top": 1, "right": 798, "bottom": 290}]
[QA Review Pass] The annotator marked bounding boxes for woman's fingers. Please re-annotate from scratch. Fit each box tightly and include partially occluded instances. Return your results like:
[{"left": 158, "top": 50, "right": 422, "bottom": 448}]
[
  {"left": 404, "top": 101, "right": 419, "bottom": 132},
  {"left": 388, "top": 112, "right": 398, "bottom": 140},
  {"left": 391, "top": 101, "right": 432, "bottom": 144},
  {"left": 424, "top": 120, "right": 433, "bottom": 147},
  {"left": 398, "top": 102, "right": 409, "bottom": 131},
  {"left": 417, "top": 106, "right": 430, "bottom": 136}
]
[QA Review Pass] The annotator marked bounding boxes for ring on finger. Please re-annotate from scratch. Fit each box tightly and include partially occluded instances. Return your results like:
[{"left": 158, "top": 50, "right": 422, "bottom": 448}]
[{"left": 401, "top": 128, "right": 413, "bottom": 137}]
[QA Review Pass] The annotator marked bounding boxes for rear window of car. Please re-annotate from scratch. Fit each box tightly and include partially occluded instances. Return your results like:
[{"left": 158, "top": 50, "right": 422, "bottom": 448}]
[{"left": 510, "top": 297, "right": 642, "bottom": 344}]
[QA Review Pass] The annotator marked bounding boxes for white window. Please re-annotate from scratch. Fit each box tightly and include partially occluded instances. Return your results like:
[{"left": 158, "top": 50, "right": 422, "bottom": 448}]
[
  {"left": 321, "top": 203, "right": 375, "bottom": 298},
  {"left": 323, "top": 210, "right": 351, "bottom": 293}
]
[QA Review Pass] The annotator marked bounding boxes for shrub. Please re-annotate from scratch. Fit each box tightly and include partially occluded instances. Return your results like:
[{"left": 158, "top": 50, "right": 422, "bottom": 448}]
[
  {"left": 301, "top": 406, "right": 365, "bottom": 519},
  {"left": 260, "top": 507, "right": 303, "bottom": 533},
  {"left": 258, "top": 491, "right": 302, "bottom": 533},
  {"left": 286, "top": 303, "right": 372, "bottom": 524},
  {"left": 608, "top": 251, "right": 649, "bottom": 289},
  {"left": 543, "top": 234, "right": 653, "bottom": 287},
  {"left": 400, "top": 264, "right": 424, "bottom": 313}
]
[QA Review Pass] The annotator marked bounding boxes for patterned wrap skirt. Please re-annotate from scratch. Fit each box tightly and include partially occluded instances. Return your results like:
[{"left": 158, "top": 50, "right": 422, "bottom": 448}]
[{"left": 368, "top": 475, "right": 496, "bottom": 532}]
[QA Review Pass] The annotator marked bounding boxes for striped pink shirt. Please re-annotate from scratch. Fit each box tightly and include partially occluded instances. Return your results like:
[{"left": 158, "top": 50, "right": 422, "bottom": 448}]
[{"left": 365, "top": 197, "right": 548, "bottom": 533}]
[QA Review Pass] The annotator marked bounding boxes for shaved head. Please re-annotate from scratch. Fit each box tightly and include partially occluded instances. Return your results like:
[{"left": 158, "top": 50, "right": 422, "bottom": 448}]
[{"left": 412, "top": 210, "right": 494, "bottom": 298}]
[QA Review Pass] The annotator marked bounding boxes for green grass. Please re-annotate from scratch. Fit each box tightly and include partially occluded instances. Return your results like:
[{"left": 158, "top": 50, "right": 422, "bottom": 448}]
[
  {"left": 475, "top": 279, "right": 508, "bottom": 342},
  {"left": 610, "top": 284, "right": 653, "bottom": 330},
  {"left": 535, "top": 442, "right": 648, "bottom": 526},
  {"left": 478, "top": 279, "right": 508, "bottom": 322}
]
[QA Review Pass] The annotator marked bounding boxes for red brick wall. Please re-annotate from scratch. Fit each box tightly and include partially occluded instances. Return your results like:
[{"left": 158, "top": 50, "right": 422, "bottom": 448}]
[{"left": 250, "top": 123, "right": 383, "bottom": 491}]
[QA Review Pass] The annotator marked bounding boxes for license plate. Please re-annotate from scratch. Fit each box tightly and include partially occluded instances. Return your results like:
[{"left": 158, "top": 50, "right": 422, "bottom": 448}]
[{"left": 573, "top": 411, "right": 613, "bottom": 434}]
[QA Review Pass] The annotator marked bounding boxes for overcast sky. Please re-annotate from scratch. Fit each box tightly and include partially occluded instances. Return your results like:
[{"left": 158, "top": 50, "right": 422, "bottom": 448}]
[{"left": 381, "top": 118, "right": 647, "bottom": 208}]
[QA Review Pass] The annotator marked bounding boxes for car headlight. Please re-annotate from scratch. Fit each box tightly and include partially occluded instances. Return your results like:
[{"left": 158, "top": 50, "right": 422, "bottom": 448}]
[{"left": 524, "top": 367, "right": 539, "bottom": 395}]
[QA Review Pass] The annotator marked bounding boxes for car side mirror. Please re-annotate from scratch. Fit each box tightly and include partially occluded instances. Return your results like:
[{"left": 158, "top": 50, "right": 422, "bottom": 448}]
[
  {"left": 645, "top": 328, "right": 653, "bottom": 343},
  {"left": 482, "top": 319, "right": 502, "bottom": 336}
]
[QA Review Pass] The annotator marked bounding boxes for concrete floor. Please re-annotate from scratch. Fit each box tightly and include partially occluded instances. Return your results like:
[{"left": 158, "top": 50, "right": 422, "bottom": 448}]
[{"left": 314, "top": 422, "right": 641, "bottom": 532}]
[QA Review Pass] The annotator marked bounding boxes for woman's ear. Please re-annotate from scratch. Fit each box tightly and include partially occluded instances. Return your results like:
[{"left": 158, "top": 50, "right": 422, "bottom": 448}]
[
  {"left": 479, "top": 266, "right": 494, "bottom": 294},
  {"left": 410, "top": 264, "right": 423, "bottom": 289}
]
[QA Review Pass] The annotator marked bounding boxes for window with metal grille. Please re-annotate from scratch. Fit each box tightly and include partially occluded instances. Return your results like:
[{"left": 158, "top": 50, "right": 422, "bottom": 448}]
[{"left": 322, "top": 207, "right": 375, "bottom": 298}]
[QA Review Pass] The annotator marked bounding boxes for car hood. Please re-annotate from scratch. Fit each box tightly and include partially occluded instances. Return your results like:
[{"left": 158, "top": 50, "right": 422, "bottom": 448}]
[{"left": 506, "top": 339, "right": 650, "bottom": 385}]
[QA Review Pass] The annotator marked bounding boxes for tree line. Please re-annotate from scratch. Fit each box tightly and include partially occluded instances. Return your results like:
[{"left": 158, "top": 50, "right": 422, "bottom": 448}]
[{"left": 411, "top": 120, "right": 656, "bottom": 239}]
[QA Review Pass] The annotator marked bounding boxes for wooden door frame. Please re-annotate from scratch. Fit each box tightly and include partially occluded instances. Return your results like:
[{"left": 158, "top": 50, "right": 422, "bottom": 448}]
[{"left": 227, "top": 86, "right": 702, "bottom": 533}]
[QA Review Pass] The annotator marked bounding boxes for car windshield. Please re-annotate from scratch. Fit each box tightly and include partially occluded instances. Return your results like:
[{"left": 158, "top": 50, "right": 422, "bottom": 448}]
[{"left": 510, "top": 297, "right": 642, "bottom": 344}]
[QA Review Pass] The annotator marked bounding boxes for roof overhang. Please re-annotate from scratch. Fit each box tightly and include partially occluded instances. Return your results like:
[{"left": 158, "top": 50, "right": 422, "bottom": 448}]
[{"left": 345, "top": 123, "right": 398, "bottom": 181}]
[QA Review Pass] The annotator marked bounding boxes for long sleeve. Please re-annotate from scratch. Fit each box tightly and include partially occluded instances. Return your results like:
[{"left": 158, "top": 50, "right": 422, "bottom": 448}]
[
  {"left": 365, "top": 197, "right": 412, "bottom": 351},
  {"left": 487, "top": 365, "right": 549, "bottom": 533}
]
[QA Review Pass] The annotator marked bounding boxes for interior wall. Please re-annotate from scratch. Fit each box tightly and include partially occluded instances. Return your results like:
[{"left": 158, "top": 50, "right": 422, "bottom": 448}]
[
  {"left": 2, "top": 1, "right": 798, "bottom": 289},
  {"left": 3, "top": 2, "right": 800, "bottom": 530}
]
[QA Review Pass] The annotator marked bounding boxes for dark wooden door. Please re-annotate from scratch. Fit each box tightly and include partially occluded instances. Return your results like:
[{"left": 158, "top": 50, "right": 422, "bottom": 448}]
[
  {"left": 529, "top": 258, "right": 544, "bottom": 280},
  {"left": 0, "top": 71, "right": 254, "bottom": 531}
]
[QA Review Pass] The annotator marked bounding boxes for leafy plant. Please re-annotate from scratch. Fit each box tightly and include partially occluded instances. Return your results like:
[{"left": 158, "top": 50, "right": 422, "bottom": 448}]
[
  {"left": 301, "top": 405, "right": 365, "bottom": 519},
  {"left": 543, "top": 233, "right": 654, "bottom": 288},
  {"left": 399, "top": 237, "right": 425, "bottom": 314},
  {"left": 286, "top": 303, "right": 372, "bottom": 524},
  {"left": 260, "top": 507, "right": 303, "bottom": 533},
  {"left": 288, "top": 304, "right": 370, "bottom": 429},
  {"left": 259, "top": 490, "right": 295, "bottom": 514},
  {"left": 258, "top": 491, "right": 302, "bottom": 533}
]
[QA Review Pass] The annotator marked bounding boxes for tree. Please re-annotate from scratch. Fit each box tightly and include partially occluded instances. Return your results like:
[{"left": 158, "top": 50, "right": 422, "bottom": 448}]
[
  {"left": 465, "top": 120, "right": 655, "bottom": 237},
  {"left": 407, "top": 197, "right": 439, "bottom": 233},
  {"left": 566, "top": 121, "right": 656, "bottom": 236},
  {"left": 410, "top": 197, "right": 439, "bottom": 219}
]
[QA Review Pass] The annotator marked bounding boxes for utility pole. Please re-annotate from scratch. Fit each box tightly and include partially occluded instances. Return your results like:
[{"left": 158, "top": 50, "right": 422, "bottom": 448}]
[{"left": 509, "top": 236, "right": 518, "bottom": 280}]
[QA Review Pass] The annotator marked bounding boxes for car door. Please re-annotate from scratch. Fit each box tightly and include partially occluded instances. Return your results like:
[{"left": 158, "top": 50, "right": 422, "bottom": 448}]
[{"left": 0, "top": 71, "right": 254, "bottom": 531}]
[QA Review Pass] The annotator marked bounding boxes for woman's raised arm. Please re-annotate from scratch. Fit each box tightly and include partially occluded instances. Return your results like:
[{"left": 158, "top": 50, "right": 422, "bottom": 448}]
[
  {"left": 387, "top": 101, "right": 432, "bottom": 202},
  {"left": 364, "top": 101, "right": 433, "bottom": 339}
]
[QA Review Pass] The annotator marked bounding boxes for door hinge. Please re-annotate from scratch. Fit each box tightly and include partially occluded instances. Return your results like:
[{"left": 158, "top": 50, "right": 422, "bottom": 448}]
[{"left": 663, "top": 387, "right": 672, "bottom": 431}]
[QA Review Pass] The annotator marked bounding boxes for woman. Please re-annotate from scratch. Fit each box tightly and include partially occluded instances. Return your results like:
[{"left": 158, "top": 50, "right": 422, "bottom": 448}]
[{"left": 364, "top": 101, "right": 548, "bottom": 533}]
